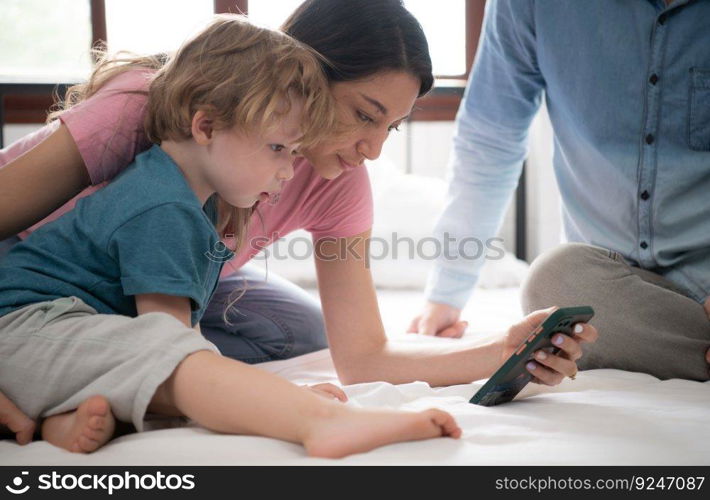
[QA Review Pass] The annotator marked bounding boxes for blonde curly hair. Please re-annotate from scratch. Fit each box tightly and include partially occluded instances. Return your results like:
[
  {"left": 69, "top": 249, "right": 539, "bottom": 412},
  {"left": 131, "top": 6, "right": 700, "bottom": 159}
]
[{"left": 50, "top": 14, "right": 338, "bottom": 254}]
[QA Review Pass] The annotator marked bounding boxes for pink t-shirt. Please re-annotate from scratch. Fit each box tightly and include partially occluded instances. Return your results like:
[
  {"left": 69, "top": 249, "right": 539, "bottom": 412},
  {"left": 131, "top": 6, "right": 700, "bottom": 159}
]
[{"left": 0, "top": 69, "right": 373, "bottom": 277}]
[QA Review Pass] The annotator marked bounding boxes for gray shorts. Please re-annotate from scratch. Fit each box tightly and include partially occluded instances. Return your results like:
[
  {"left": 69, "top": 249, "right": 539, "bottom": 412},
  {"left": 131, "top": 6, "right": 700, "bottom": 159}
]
[{"left": 0, "top": 296, "right": 219, "bottom": 431}]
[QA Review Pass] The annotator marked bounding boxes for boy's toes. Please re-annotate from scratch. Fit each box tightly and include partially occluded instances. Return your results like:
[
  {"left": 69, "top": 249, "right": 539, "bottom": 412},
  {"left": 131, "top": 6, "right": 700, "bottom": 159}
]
[
  {"left": 70, "top": 434, "right": 100, "bottom": 453},
  {"left": 86, "top": 395, "right": 110, "bottom": 417},
  {"left": 88, "top": 415, "right": 106, "bottom": 431},
  {"left": 42, "top": 395, "right": 116, "bottom": 454},
  {"left": 16, "top": 420, "right": 36, "bottom": 445},
  {"left": 81, "top": 400, "right": 115, "bottom": 451},
  {"left": 77, "top": 433, "right": 101, "bottom": 453},
  {"left": 85, "top": 426, "right": 107, "bottom": 443}
]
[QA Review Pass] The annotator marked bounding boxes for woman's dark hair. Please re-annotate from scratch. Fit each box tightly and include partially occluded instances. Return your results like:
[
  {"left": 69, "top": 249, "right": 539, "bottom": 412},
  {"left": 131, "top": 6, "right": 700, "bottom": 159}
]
[{"left": 282, "top": 0, "right": 433, "bottom": 96}]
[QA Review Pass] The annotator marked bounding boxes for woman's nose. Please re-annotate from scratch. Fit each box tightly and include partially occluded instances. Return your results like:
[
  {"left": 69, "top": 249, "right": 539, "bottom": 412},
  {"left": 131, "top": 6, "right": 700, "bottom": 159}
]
[{"left": 356, "top": 128, "right": 388, "bottom": 161}]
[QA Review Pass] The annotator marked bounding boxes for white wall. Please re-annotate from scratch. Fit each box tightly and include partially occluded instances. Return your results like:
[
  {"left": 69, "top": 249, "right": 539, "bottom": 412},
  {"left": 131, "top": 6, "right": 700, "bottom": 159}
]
[
  {"left": 378, "top": 111, "right": 560, "bottom": 262},
  {"left": 379, "top": 121, "right": 516, "bottom": 256},
  {"left": 3, "top": 124, "right": 43, "bottom": 147},
  {"left": 526, "top": 103, "right": 562, "bottom": 260}
]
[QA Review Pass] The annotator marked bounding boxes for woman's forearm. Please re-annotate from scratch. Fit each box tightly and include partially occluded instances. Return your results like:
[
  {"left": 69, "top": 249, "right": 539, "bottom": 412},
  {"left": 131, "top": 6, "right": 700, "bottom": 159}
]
[
  {"left": 0, "top": 124, "right": 89, "bottom": 239},
  {"left": 315, "top": 230, "right": 505, "bottom": 387},
  {"left": 336, "top": 336, "right": 504, "bottom": 387}
]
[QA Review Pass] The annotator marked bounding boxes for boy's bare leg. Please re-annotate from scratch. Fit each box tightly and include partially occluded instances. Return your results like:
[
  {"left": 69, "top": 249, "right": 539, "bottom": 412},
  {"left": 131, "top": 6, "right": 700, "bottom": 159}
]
[
  {"left": 0, "top": 391, "right": 36, "bottom": 445},
  {"left": 149, "top": 351, "right": 461, "bottom": 458},
  {"left": 41, "top": 395, "right": 116, "bottom": 453}
]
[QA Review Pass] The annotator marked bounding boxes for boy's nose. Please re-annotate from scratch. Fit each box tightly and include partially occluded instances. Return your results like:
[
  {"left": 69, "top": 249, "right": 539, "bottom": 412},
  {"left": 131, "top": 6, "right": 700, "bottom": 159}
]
[{"left": 279, "top": 159, "right": 295, "bottom": 181}]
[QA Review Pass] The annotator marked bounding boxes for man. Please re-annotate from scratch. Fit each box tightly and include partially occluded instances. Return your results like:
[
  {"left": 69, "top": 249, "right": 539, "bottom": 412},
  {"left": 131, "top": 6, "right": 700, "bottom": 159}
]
[{"left": 409, "top": 0, "right": 710, "bottom": 380}]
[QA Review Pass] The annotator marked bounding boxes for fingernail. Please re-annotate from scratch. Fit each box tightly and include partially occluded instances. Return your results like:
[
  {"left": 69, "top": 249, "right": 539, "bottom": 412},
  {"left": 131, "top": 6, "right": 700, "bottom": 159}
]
[
  {"left": 553, "top": 335, "right": 564, "bottom": 345},
  {"left": 526, "top": 362, "right": 537, "bottom": 371},
  {"left": 536, "top": 350, "right": 547, "bottom": 360},
  {"left": 574, "top": 324, "right": 583, "bottom": 334}
]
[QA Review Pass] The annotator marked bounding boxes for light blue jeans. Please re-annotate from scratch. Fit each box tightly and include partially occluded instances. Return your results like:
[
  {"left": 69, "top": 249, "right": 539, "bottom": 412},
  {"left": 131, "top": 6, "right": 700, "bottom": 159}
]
[{"left": 0, "top": 235, "right": 327, "bottom": 364}]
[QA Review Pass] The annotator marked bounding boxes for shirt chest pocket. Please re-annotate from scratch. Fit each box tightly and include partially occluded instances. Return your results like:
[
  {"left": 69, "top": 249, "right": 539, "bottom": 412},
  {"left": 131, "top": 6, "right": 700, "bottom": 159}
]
[{"left": 688, "top": 67, "right": 710, "bottom": 151}]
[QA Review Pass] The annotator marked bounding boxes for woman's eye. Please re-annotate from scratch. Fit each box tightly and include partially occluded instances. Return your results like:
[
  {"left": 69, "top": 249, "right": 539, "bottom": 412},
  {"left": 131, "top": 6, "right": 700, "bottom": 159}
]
[
  {"left": 388, "top": 123, "right": 401, "bottom": 132},
  {"left": 357, "top": 111, "right": 373, "bottom": 123},
  {"left": 270, "top": 144, "right": 285, "bottom": 153}
]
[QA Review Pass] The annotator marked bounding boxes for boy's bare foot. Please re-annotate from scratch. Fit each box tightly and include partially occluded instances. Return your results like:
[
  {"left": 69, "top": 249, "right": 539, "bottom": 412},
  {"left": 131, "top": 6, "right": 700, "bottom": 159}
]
[
  {"left": 303, "top": 406, "right": 462, "bottom": 458},
  {"left": 41, "top": 395, "right": 116, "bottom": 453},
  {"left": 0, "top": 392, "right": 36, "bottom": 445}
]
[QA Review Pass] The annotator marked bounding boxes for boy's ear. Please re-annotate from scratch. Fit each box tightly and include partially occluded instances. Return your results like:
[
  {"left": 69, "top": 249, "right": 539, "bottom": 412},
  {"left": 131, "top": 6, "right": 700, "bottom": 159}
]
[{"left": 192, "top": 110, "right": 215, "bottom": 145}]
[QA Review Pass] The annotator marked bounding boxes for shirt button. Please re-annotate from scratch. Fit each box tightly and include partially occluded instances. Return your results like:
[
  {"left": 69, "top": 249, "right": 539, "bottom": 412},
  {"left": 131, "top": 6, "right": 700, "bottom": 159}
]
[
  {"left": 645, "top": 134, "right": 655, "bottom": 145},
  {"left": 640, "top": 241, "right": 648, "bottom": 249},
  {"left": 641, "top": 190, "right": 650, "bottom": 201},
  {"left": 649, "top": 74, "right": 659, "bottom": 85}
]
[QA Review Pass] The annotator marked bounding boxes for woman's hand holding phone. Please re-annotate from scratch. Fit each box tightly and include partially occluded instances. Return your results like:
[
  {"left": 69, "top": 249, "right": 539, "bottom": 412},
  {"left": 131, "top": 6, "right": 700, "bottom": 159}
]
[{"left": 500, "top": 307, "right": 599, "bottom": 386}]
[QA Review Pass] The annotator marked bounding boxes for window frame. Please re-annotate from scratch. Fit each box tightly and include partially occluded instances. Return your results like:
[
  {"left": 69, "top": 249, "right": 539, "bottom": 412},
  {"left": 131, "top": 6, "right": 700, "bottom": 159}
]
[{"left": 1, "top": 0, "right": 484, "bottom": 125}]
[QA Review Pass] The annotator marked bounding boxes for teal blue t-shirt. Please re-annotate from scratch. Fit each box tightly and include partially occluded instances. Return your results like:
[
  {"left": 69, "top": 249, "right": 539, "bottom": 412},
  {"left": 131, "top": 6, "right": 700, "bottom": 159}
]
[{"left": 0, "top": 145, "right": 233, "bottom": 327}]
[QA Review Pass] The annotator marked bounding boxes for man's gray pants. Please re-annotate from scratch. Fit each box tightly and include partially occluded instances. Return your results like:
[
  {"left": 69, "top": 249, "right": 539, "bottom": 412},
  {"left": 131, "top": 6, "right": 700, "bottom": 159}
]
[{"left": 521, "top": 243, "right": 710, "bottom": 381}]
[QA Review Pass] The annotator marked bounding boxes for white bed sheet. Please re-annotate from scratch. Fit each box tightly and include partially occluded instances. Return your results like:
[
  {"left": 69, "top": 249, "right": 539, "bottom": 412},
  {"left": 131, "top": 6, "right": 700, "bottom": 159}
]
[{"left": 2, "top": 287, "right": 708, "bottom": 465}]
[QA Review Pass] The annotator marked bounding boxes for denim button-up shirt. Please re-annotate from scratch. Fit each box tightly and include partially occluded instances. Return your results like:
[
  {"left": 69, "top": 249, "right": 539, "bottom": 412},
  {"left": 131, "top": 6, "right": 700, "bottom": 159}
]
[{"left": 426, "top": 0, "right": 710, "bottom": 309}]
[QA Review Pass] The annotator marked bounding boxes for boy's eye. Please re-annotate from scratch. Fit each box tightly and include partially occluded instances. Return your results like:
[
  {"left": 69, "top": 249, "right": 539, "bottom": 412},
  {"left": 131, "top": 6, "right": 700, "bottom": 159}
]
[{"left": 270, "top": 144, "right": 285, "bottom": 153}]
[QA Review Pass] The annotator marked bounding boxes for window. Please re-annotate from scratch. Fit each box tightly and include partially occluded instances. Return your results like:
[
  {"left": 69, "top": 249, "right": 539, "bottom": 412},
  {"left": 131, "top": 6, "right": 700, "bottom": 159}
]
[
  {"left": 0, "top": 0, "right": 92, "bottom": 80},
  {"left": 247, "top": 0, "right": 467, "bottom": 78},
  {"left": 247, "top": 0, "right": 304, "bottom": 29},
  {"left": 404, "top": 0, "right": 466, "bottom": 77},
  {"left": 105, "top": 0, "right": 213, "bottom": 55},
  {"left": 1, "top": 0, "right": 485, "bottom": 126}
]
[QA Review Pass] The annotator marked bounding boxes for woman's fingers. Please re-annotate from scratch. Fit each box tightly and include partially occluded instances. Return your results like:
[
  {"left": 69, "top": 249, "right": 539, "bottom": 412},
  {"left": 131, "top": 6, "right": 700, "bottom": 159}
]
[
  {"left": 530, "top": 348, "right": 578, "bottom": 380},
  {"left": 517, "top": 315, "right": 598, "bottom": 385},
  {"left": 526, "top": 359, "right": 564, "bottom": 386},
  {"left": 550, "top": 323, "right": 598, "bottom": 361},
  {"left": 550, "top": 333, "right": 583, "bottom": 361},
  {"left": 570, "top": 323, "right": 598, "bottom": 344},
  {"left": 528, "top": 322, "right": 599, "bottom": 384}
]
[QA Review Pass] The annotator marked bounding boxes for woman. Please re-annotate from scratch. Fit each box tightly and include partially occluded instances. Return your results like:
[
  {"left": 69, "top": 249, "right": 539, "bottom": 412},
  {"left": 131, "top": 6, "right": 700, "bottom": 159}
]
[{"left": 0, "top": 0, "right": 597, "bottom": 444}]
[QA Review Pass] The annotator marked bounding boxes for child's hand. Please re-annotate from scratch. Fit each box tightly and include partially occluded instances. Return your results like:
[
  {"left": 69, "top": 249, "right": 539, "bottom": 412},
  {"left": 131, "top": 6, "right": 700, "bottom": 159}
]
[
  {"left": 0, "top": 391, "right": 36, "bottom": 445},
  {"left": 303, "top": 383, "right": 348, "bottom": 402}
]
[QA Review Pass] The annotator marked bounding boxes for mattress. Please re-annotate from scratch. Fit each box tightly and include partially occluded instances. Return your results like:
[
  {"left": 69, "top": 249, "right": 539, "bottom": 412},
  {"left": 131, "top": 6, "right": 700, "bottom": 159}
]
[{"left": 2, "top": 287, "right": 708, "bottom": 465}]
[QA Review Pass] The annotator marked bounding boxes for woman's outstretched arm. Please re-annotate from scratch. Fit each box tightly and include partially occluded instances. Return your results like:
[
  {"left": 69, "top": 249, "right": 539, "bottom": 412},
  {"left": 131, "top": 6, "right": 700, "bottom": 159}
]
[
  {"left": 315, "top": 229, "right": 597, "bottom": 386},
  {"left": 0, "top": 124, "right": 90, "bottom": 240}
]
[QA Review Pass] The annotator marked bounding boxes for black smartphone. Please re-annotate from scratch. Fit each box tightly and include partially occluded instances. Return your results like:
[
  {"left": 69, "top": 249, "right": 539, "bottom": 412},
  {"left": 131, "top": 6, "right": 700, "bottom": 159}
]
[{"left": 469, "top": 306, "right": 595, "bottom": 406}]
